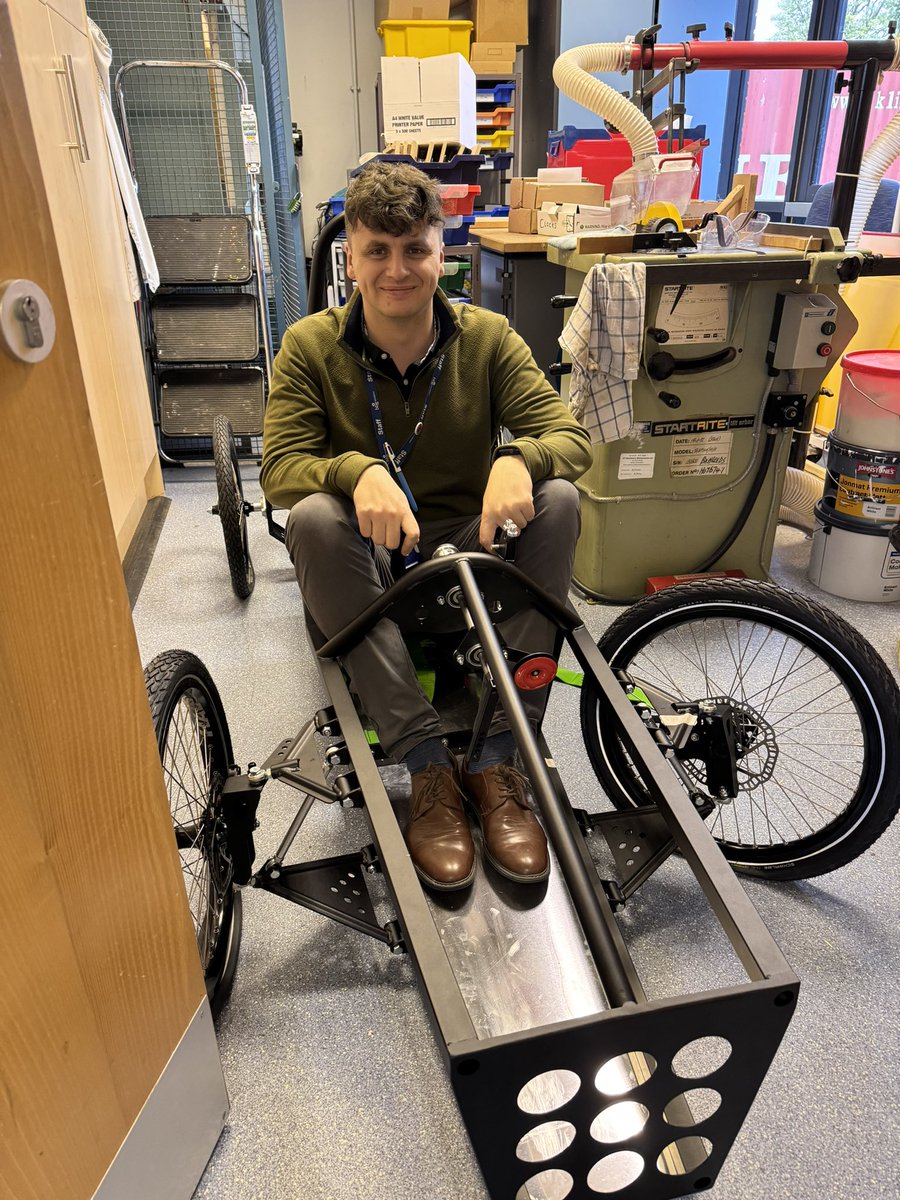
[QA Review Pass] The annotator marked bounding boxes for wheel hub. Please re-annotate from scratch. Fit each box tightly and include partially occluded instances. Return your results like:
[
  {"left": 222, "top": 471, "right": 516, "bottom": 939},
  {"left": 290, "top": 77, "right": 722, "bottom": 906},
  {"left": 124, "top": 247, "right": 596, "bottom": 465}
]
[{"left": 678, "top": 697, "right": 778, "bottom": 797}]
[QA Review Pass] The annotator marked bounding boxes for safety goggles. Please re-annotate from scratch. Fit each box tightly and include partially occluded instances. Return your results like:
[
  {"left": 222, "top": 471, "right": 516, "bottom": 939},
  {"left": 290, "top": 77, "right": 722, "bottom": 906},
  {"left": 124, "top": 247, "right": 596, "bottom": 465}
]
[{"left": 699, "top": 209, "right": 770, "bottom": 252}]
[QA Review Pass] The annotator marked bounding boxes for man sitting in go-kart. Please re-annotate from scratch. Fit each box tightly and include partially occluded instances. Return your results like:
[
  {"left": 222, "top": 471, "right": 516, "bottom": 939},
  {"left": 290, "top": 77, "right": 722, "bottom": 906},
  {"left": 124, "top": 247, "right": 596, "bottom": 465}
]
[{"left": 260, "top": 161, "right": 592, "bottom": 892}]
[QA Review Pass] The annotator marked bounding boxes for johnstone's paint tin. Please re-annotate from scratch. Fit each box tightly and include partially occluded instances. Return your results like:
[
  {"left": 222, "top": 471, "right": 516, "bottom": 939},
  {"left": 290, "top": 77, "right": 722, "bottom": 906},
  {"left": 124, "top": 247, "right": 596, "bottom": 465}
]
[
  {"left": 808, "top": 499, "right": 900, "bottom": 603},
  {"left": 823, "top": 435, "right": 900, "bottom": 525}
]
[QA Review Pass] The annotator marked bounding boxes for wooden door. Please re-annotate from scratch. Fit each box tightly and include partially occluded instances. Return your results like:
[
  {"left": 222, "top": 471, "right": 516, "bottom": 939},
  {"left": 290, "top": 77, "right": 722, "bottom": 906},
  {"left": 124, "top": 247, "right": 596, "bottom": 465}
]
[
  {"left": 10, "top": 0, "right": 162, "bottom": 555},
  {"left": 0, "top": 5, "right": 218, "bottom": 1198}
]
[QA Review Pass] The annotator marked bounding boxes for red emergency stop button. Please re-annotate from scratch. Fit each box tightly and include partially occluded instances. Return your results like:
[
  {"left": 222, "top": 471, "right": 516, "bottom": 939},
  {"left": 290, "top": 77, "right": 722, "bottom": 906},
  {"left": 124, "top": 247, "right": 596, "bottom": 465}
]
[{"left": 817, "top": 343, "right": 833, "bottom": 357}]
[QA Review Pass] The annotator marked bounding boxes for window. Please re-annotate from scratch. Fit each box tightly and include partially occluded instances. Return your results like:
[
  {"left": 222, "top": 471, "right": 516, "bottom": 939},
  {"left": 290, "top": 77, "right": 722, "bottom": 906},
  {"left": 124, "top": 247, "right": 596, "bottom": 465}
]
[
  {"left": 735, "top": 0, "right": 813, "bottom": 201},
  {"left": 722, "top": 0, "right": 899, "bottom": 216}
]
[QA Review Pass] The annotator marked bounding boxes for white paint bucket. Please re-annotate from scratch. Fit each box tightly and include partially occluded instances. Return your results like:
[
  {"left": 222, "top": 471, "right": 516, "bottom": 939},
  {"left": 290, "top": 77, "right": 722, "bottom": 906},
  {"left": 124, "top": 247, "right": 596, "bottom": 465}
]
[
  {"left": 808, "top": 501, "right": 900, "bottom": 603},
  {"left": 835, "top": 350, "right": 900, "bottom": 451},
  {"left": 823, "top": 435, "right": 900, "bottom": 525}
]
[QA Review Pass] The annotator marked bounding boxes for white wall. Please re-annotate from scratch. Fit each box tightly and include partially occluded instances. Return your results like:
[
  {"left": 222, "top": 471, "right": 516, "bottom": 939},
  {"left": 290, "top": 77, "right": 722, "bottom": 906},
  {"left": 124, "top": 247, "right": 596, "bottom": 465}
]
[{"left": 282, "top": 1, "right": 384, "bottom": 251}]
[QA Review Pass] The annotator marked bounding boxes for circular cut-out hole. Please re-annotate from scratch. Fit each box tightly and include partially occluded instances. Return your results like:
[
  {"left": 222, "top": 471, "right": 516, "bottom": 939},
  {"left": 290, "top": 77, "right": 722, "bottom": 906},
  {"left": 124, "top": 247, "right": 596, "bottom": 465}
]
[
  {"left": 590, "top": 1102, "right": 650, "bottom": 1144},
  {"left": 515, "top": 1168, "right": 573, "bottom": 1200},
  {"left": 594, "top": 1053, "right": 657, "bottom": 1096},
  {"left": 663, "top": 1089, "right": 721, "bottom": 1127},
  {"left": 330, "top": 886, "right": 338, "bottom": 893},
  {"left": 587, "top": 1151, "right": 645, "bottom": 1193},
  {"left": 618, "top": 842, "right": 627, "bottom": 849},
  {"left": 657, "top": 1137, "right": 713, "bottom": 1176},
  {"left": 518, "top": 1070, "right": 582, "bottom": 1115},
  {"left": 672, "top": 1038, "right": 731, "bottom": 1080},
  {"left": 625, "top": 859, "right": 634, "bottom": 866},
  {"left": 632, "top": 846, "right": 641, "bottom": 853},
  {"left": 516, "top": 1121, "right": 577, "bottom": 1163}
]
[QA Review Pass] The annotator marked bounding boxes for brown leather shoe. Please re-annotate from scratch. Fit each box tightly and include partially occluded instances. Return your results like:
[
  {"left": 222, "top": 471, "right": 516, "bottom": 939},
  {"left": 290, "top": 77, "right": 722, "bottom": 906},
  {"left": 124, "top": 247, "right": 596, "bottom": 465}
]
[
  {"left": 405, "top": 761, "right": 476, "bottom": 891},
  {"left": 460, "top": 762, "right": 549, "bottom": 883}
]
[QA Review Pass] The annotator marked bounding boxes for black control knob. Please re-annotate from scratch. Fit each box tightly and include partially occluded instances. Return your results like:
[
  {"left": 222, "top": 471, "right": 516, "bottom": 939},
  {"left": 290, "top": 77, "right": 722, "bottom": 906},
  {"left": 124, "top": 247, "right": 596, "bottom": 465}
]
[
  {"left": 659, "top": 391, "right": 682, "bottom": 409},
  {"left": 821, "top": 321, "right": 836, "bottom": 335},
  {"left": 647, "top": 351, "right": 676, "bottom": 381},
  {"left": 647, "top": 326, "right": 670, "bottom": 343}
]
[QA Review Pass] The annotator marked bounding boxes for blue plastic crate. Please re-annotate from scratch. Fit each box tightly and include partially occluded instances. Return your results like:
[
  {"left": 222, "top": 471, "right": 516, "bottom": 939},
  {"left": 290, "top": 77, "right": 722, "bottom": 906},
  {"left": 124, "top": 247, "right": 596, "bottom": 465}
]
[
  {"left": 478, "top": 151, "right": 513, "bottom": 173},
  {"left": 354, "top": 153, "right": 485, "bottom": 186},
  {"left": 476, "top": 83, "right": 515, "bottom": 105},
  {"left": 325, "top": 193, "right": 346, "bottom": 221},
  {"left": 547, "top": 124, "right": 707, "bottom": 156},
  {"left": 443, "top": 215, "right": 469, "bottom": 245}
]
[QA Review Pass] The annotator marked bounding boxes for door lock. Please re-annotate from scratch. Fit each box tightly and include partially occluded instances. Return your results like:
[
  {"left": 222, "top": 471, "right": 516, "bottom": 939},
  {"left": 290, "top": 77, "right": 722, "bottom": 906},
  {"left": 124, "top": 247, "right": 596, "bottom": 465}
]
[{"left": 0, "top": 279, "right": 56, "bottom": 364}]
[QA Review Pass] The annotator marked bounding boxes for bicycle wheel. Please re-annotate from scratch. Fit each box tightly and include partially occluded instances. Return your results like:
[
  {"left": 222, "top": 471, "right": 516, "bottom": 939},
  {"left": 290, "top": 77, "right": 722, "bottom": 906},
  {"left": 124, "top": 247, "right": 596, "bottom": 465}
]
[
  {"left": 213, "top": 414, "right": 255, "bottom": 598},
  {"left": 580, "top": 579, "right": 900, "bottom": 880},
  {"left": 145, "top": 649, "right": 242, "bottom": 1016}
]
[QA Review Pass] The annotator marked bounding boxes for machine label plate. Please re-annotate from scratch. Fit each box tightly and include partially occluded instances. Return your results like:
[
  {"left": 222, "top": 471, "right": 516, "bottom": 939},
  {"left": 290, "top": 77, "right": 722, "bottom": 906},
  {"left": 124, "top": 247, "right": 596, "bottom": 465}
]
[
  {"left": 617, "top": 452, "right": 656, "bottom": 480},
  {"left": 645, "top": 415, "right": 755, "bottom": 437},
  {"left": 655, "top": 283, "right": 731, "bottom": 344},
  {"left": 671, "top": 432, "right": 733, "bottom": 477}
]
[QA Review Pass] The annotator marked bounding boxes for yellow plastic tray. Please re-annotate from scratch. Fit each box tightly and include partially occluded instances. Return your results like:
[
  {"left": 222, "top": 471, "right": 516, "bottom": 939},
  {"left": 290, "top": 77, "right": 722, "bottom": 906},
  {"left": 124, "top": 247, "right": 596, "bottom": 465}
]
[
  {"left": 378, "top": 20, "right": 473, "bottom": 59},
  {"left": 476, "top": 128, "right": 515, "bottom": 150}
]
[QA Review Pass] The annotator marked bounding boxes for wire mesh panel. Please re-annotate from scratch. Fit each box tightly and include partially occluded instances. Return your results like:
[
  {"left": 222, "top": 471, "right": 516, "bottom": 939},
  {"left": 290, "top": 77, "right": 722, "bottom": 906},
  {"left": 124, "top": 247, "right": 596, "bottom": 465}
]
[
  {"left": 89, "top": 0, "right": 255, "bottom": 217},
  {"left": 92, "top": 0, "right": 304, "bottom": 337},
  {"left": 254, "top": 0, "right": 306, "bottom": 330},
  {"left": 87, "top": 0, "right": 304, "bottom": 342}
]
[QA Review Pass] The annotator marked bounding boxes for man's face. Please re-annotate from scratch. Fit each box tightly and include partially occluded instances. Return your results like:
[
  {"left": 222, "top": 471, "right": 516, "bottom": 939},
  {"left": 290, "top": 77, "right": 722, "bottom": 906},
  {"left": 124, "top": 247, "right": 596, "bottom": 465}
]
[{"left": 345, "top": 221, "right": 444, "bottom": 324}]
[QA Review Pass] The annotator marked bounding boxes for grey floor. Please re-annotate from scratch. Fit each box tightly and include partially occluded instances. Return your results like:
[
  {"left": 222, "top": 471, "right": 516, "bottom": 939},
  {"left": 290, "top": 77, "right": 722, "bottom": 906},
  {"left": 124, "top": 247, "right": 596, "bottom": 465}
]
[{"left": 133, "top": 467, "right": 900, "bottom": 1200}]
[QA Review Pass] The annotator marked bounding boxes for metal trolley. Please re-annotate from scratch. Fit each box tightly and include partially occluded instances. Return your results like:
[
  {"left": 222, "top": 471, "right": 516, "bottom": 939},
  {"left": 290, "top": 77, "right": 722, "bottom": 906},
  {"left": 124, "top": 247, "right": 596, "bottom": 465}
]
[{"left": 116, "top": 57, "right": 285, "bottom": 595}]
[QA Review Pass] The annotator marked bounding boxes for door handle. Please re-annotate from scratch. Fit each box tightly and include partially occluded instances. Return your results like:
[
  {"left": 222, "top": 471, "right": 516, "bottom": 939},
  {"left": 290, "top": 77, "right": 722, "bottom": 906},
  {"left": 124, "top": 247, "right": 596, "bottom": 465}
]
[{"left": 54, "top": 55, "right": 90, "bottom": 163}]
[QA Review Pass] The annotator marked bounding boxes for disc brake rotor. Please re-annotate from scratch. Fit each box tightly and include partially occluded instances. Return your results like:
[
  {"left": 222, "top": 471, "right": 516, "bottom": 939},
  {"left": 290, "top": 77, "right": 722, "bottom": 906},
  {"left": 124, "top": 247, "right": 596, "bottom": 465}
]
[{"left": 681, "top": 696, "right": 779, "bottom": 794}]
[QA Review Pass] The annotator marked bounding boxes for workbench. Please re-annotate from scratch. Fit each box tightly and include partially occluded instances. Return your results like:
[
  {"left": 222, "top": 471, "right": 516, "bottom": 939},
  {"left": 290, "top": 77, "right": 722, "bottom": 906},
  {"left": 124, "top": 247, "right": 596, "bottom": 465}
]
[{"left": 469, "top": 228, "right": 567, "bottom": 378}]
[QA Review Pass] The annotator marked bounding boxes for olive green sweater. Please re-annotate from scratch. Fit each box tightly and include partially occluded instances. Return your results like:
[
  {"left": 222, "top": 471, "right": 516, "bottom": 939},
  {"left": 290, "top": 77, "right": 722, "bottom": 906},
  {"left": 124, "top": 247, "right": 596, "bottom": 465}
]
[{"left": 260, "top": 291, "right": 592, "bottom": 523}]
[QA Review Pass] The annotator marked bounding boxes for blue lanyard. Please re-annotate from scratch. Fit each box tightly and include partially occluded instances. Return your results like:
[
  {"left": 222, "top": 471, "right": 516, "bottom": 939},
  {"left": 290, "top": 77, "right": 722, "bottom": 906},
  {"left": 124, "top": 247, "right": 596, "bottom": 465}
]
[{"left": 364, "top": 352, "right": 446, "bottom": 513}]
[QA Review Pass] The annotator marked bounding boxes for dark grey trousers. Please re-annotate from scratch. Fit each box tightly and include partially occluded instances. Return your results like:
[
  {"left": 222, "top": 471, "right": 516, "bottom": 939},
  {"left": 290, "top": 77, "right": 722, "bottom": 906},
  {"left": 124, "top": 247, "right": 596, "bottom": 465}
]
[{"left": 284, "top": 478, "right": 581, "bottom": 761}]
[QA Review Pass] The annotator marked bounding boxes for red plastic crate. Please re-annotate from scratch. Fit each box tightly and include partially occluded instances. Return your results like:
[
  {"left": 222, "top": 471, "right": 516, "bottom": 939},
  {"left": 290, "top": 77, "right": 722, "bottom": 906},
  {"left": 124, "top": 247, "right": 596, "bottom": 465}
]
[
  {"left": 549, "top": 134, "right": 704, "bottom": 199},
  {"left": 438, "top": 183, "right": 481, "bottom": 216}
]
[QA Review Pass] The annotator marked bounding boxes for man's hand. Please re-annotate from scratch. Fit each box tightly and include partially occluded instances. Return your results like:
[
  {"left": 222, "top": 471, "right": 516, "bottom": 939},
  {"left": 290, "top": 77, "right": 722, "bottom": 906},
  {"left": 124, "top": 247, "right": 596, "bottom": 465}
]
[
  {"left": 479, "top": 453, "right": 534, "bottom": 551},
  {"left": 354, "top": 464, "right": 419, "bottom": 555}
]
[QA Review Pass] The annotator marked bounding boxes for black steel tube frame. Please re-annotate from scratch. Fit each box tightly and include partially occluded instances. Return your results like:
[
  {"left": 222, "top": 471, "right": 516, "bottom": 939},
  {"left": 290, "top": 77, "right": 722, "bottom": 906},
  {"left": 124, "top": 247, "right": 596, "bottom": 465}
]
[
  {"left": 828, "top": 57, "right": 882, "bottom": 235},
  {"left": 455, "top": 559, "right": 638, "bottom": 1009},
  {"left": 304, "top": 552, "right": 799, "bottom": 1197}
]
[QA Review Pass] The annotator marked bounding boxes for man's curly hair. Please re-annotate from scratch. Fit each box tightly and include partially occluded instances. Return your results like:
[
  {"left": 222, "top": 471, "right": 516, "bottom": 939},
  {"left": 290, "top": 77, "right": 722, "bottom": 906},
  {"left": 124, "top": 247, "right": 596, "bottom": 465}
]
[{"left": 344, "top": 161, "right": 444, "bottom": 237}]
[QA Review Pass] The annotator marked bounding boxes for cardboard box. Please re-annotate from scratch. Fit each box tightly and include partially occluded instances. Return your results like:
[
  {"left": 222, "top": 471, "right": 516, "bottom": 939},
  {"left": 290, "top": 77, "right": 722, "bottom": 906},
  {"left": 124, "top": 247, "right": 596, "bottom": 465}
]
[
  {"left": 471, "top": 60, "right": 516, "bottom": 75},
  {"left": 522, "top": 181, "right": 605, "bottom": 209},
  {"left": 474, "top": 0, "right": 528, "bottom": 44},
  {"left": 536, "top": 202, "right": 611, "bottom": 236},
  {"left": 381, "top": 54, "right": 476, "bottom": 149},
  {"left": 509, "top": 176, "right": 536, "bottom": 208},
  {"left": 375, "top": 1, "right": 449, "bottom": 24},
  {"left": 470, "top": 41, "right": 516, "bottom": 70},
  {"left": 508, "top": 207, "right": 538, "bottom": 234}
]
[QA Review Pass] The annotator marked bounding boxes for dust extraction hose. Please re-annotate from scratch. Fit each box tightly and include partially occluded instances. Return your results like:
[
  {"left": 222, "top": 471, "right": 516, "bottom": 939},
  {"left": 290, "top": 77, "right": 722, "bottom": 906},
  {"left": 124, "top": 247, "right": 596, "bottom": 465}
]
[
  {"left": 846, "top": 110, "right": 900, "bottom": 249},
  {"left": 552, "top": 40, "right": 659, "bottom": 163}
]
